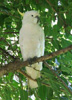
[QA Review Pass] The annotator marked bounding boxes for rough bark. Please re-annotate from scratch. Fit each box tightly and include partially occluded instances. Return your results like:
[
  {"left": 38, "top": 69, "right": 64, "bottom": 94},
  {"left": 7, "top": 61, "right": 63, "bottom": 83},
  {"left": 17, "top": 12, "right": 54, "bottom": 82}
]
[{"left": 0, "top": 45, "right": 72, "bottom": 77}]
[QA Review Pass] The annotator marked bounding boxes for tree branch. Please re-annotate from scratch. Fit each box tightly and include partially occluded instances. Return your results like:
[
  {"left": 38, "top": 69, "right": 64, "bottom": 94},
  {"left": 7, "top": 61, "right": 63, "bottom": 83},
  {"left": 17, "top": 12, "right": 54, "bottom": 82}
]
[
  {"left": 0, "top": 47, "right": 15, "bottom": 59},
  {"left": 0, "top": 11, "right": 19, "bottom": 19},
  {"left": 17, "top": 69, "right": 36, "bottom": 81},
  {"left": 0, "top": 45, "right": 72, "bottom": 77},
  {"left": 17, "top": 70, "right": 50, "bottom": 87},
  {"left": 3, "top": 32, "right": 19, "bottom": 34},
  {"left": 44, "top": 61, "right": 72, "bottom": 95},
  {"left": 46, "top": 0, "right": 56, "bottom": 12},
  {"left": 46, "top": 0, "right": 68, "bottom": 27}
]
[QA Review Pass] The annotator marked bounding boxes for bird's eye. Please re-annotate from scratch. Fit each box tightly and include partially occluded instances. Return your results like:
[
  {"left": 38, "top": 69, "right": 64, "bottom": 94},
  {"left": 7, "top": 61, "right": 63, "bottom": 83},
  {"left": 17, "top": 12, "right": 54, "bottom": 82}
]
[{"left": 31, "top": 15, "right": 33, "bottom": 17}]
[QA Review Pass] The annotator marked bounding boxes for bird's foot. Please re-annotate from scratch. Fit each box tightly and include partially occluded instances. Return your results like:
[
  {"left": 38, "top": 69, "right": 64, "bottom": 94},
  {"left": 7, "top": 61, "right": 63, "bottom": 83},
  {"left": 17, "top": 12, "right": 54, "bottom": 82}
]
[
  {"left": 33, "top": 56, "right": 39, "bottom": 64},
  {"left": 33, "top": 56, "right": 37, "bottom": 61},
  {"left": 27, "top": 56, "right": 37, "bottom": 65},
  {"left": 27, "top": 58, "right": 33, "bottom": 65}
]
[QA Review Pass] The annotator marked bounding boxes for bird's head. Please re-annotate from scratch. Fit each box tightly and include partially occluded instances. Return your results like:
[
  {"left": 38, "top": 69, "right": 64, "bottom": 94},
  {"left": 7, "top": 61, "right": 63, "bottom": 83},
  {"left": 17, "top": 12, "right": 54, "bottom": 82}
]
[{"left": 22, "top": 10, "right": 40, "bottom": 24}]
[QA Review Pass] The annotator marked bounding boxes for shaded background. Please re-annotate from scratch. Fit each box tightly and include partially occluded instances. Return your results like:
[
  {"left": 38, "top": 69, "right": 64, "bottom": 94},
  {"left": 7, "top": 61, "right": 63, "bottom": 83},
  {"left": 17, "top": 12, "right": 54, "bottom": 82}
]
[{"left": 0, "top": 0, "right": 72, "bottom": 100}]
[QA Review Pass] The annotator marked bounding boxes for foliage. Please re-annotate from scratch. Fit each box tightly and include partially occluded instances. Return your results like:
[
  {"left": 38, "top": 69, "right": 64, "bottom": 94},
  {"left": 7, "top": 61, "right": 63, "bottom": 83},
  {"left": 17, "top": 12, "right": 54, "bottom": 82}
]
[{"left": 0, "top": 0, "right": 72, "bottom": 100}]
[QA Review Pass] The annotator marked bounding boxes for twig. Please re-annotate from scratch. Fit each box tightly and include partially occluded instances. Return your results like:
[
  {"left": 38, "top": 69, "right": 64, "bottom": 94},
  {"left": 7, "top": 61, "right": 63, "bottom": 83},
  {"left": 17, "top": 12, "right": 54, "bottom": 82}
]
[
  {"left": 0, "top": 11, "right": 19, "bottom": 19},
  {"left": 0, "top": 47, "right": 15, "bottom": 59},
  {"left": 0, "top": 38, "right": 11, "bottom": 47},
  {"left": 3, "top": 32, "right": 19, "bottom": 34},
  {"left": 35, "top": 0, "right": 39, "bottom": 4},
  {"left": 44, "top": 61, "right": 72, "bottom": 95},
  {"left": 0, "top": 37, "right": 5, "bottom": 41},
  {"left": 46, "top": 0, "right": 56, "bottom": 12},
  {"left": 17, "top": 69, "right": 50, "bottom": 87},
  {"left": 46, "top": 0, "right": 67, "bottom": 26},
  {"left": 17, "top": 69, "right": 36, "bottom": 81}
]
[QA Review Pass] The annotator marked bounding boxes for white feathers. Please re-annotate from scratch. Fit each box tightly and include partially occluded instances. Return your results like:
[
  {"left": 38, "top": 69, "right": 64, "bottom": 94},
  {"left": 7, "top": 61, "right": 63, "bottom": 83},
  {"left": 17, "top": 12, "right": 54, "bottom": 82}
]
[{"left": 19, "top": 10, "right": 45, "bottom": 88}]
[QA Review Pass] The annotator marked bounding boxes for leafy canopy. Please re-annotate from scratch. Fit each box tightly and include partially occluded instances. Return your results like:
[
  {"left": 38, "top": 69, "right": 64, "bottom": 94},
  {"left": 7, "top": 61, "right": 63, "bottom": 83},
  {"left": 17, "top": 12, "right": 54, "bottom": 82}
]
[{"left": 0, "top": 0, "right": 72, "bottom": 100}]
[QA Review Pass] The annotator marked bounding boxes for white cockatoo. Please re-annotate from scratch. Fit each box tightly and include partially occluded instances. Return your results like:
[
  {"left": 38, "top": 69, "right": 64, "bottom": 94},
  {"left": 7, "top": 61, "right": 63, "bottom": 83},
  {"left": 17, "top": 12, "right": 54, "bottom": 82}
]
[{"left": 19, "top": 10, "right": 45, "bottom": 88}]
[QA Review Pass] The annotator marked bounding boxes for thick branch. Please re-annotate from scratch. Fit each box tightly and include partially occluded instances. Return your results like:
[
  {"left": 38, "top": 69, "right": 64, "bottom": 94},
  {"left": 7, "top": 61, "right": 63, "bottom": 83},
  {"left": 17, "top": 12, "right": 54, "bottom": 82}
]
[{"left": 0, "top": 45, "right": 72, "bottom": 77}]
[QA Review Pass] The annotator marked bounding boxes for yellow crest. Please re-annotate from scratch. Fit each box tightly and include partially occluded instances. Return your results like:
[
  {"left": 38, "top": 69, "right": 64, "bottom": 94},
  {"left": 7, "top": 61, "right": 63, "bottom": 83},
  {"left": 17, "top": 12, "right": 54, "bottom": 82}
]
[{"left": 17, "top": 9, "right": 24, "bottom": 16}]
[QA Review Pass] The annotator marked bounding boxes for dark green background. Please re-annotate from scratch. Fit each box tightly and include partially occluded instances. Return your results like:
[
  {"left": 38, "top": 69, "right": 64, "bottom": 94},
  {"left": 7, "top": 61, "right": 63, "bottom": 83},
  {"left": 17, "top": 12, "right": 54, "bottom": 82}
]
[{"left": 0, "top": 0, "right": 72, "bottom": 100}]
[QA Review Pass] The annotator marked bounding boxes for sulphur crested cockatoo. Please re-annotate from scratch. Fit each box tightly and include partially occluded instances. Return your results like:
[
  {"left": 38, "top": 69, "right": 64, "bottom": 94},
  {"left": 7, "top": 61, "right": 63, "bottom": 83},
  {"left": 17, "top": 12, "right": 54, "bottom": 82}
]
[{"left": 19, "top": 10, "right": 45, "bottom": 88}]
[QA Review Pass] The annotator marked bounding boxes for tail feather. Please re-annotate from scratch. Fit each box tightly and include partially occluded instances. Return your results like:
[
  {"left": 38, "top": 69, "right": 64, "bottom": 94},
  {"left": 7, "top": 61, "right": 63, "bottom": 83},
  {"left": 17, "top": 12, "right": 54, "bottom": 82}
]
[
  {"left": 26, "top": 62, "right": 42, "bottom": 88},
  {"left": 28, "top": 79, "right": 38, "bottom": 88}
]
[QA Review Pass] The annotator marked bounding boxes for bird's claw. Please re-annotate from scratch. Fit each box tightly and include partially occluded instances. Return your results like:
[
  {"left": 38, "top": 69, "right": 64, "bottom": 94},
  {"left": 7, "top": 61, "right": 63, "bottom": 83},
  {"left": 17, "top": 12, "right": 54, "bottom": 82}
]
[
  {"left": 33, "top": 56, "right": 37, "bottom": 61},
  {"left": 27, "top": 58, "right": 33, "bottom": 65},
  {"left": 27, "top": 56, "right": 37, "bottom": 65}
]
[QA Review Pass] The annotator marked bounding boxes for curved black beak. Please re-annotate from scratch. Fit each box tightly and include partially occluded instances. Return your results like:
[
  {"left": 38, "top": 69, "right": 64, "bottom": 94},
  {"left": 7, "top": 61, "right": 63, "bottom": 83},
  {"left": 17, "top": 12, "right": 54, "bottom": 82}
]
[{"left": 35, "top": 16, "right": 40, "bottom": 23}]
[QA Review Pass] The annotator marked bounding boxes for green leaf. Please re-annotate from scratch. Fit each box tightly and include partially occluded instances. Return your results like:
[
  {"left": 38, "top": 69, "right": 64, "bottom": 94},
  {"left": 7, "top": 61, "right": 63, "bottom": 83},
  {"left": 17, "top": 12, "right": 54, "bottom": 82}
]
[
  {"left": 52, "top": 40, "right": 59, "bottom": 50},
  {"left": 0, "top": 15, "right": 8, "bottom": 27},
  {"left": 47, "top": 87, "right": 53, "bottom": 100},
  {"left": 4, "top": 87, "right": 12, "bottom": 100},
  {"left": 0, "top": 0, "right": 72, "bottom": 99},
  {"left": 19, "top": 88, "right": 28, "bottom": 100},
  {"left": 26, "top": 0, "right": 30, "bottom": 4},
  {"left": 38, "top": 85, "right": 47, "bottom": 100},
  {"left": 52, "top": 25, "right": 59, "bottom": 39},
  {"left": 60, "top": 96, "right": 68, "bottom": 100}
]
